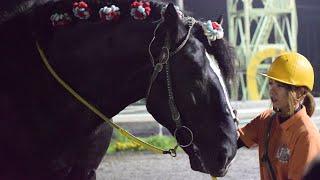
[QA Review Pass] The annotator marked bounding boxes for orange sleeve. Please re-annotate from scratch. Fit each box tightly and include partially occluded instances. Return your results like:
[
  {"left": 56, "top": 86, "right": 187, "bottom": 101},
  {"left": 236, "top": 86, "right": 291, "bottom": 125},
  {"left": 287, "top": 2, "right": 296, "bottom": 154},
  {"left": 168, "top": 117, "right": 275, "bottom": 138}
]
[
  {"left": 288, "top": 133, "right": 320, "bottom": 180},
  {"left": 239, "top": 112, "right": 267, "bottom": 148}
]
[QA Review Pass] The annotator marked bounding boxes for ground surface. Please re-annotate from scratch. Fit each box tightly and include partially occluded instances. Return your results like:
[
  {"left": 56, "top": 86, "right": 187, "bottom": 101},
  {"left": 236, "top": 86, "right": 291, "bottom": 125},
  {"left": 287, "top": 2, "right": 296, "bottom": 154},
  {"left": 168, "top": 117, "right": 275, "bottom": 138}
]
[
  {"left": 96, "top": 98, "right": 320, "bottom": 179},
  {"left": 97, "top": 148, "right": 260, "bottom": 180}
]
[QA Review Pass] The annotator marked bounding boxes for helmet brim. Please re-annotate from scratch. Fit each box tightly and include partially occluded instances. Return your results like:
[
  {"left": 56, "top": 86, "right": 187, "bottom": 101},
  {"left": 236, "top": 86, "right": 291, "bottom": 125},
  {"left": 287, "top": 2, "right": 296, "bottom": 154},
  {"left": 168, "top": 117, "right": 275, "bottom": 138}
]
[{"left": 259, "top": 73, "right": 295, "bottom": 86}]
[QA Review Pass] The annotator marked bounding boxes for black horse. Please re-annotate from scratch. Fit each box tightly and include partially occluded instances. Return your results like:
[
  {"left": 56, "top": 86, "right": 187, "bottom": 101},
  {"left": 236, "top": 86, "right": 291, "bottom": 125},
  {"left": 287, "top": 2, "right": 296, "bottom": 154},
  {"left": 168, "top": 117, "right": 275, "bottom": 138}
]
[
  {"left": 303, "top": 153, "right": 320, "bottom": 180},
  {"left": 1, "top": 0, "right": 238, "bottom": 179}
]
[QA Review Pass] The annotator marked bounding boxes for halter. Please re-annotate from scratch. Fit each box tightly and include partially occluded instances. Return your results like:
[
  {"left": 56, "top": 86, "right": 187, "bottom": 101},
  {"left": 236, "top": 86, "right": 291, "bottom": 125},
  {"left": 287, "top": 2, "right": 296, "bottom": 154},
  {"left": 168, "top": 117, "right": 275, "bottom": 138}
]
[
  {"left": 146, "top": 17, "right": 196, "bottom": 148},
  {"left": 146, "top": 17, "right": 240, "bottom": 149}
]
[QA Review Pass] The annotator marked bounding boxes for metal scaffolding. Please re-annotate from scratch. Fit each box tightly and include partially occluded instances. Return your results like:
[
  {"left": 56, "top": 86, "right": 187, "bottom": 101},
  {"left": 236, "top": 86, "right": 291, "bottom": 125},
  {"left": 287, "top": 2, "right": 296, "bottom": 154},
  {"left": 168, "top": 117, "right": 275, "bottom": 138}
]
[
  {"left": 227, "top": 0, "right": 298, "bottom": 100},
  {"left": 175, "top": 0, "right": 184, "bottom": 11}
]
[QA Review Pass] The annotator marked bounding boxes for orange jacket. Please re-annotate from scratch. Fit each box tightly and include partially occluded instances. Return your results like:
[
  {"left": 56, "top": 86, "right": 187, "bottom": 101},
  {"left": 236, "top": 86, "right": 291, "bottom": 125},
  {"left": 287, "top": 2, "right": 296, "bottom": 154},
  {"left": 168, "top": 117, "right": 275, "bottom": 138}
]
[{"left": 239, "top": 106, "right": 320, "bottom": 180}]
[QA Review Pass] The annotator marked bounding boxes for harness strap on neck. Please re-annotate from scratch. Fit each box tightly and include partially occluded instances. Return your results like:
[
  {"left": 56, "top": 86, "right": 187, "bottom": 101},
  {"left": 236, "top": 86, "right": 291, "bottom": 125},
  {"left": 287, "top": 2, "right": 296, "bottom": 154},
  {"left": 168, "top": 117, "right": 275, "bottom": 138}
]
[{"left": 36, "top": 41, "right": 178, "bottom": 156}]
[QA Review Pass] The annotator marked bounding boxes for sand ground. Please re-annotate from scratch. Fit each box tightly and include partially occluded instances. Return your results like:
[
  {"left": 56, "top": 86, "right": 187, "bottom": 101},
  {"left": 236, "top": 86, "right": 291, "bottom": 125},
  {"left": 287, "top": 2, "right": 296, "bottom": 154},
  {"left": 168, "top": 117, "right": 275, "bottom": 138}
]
[{"left": 97, "top": 148, "right": 260, "bottom": 180}]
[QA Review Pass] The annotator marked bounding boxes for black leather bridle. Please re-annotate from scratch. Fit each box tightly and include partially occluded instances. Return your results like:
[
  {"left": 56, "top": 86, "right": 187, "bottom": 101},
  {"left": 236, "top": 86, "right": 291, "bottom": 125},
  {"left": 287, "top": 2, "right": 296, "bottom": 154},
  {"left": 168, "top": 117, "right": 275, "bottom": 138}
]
[{"left": 146, "top": 17, "right": 197, "bottom": 148}]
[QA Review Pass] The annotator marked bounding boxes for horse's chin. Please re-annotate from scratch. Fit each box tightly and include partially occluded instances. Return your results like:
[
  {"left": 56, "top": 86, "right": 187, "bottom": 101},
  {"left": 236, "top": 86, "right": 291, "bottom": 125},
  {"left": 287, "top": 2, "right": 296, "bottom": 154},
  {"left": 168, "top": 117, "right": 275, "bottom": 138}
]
[
  {"left": 189, "top": 154, "right": 231, "bottom": 177},
  {"left": 189, "top": 155, "right": 208, "bottom": 173}
]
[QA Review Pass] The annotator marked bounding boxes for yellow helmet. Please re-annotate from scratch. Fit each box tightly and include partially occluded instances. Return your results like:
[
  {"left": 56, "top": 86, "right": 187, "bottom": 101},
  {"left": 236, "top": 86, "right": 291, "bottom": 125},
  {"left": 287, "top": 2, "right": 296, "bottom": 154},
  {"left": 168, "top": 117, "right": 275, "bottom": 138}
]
[{"left": 261, "top": 52, "right": 314, "bottom": 91}]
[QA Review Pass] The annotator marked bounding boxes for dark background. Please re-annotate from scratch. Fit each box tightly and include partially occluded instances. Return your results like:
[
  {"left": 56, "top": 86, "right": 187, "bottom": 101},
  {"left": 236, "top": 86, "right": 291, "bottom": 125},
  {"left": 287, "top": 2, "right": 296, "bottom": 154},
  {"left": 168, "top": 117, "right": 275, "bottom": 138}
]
[{"left": 175, "top": 0, "right": 320, "bottom": 97}]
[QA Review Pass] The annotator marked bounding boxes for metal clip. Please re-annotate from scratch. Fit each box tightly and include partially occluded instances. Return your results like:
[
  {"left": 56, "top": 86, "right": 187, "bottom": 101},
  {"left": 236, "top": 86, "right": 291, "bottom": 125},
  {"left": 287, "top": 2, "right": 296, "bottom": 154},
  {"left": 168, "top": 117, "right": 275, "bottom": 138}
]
[
  {"left": 167, "top": 144, "right": 179, "bottom": 157},
  {"left": 154, "top": 63, "right": 163, "bottom": 72},
  {"left": 159, "top": 47, "right": 170, "bottom": 64}
]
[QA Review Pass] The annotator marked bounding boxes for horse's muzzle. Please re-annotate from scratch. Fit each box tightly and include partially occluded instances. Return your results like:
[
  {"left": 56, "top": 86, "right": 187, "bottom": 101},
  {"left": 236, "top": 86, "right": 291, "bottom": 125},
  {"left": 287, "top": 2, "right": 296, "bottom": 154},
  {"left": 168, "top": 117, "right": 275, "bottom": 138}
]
[
  {"left": 189, "top": 153, "right": 208, "bottom": 173},
  {"left": 188, "top": 144, "right": 235, "bottom": 177},
  {"left": 189, "top": 154, "right": 232, "bottom": 177}
]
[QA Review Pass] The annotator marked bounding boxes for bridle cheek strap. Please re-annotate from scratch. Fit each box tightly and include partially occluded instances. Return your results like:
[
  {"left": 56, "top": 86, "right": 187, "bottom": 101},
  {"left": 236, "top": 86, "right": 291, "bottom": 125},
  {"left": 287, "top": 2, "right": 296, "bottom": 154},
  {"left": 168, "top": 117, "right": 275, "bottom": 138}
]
[{"left": 146, "top": 17, "right": 196, "bottom": 149}]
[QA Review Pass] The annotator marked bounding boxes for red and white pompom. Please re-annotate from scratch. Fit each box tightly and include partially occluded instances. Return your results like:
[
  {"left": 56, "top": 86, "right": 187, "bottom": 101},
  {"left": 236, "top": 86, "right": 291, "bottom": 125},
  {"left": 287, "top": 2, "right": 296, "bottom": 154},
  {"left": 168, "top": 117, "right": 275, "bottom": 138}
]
[
  {"left": 73, "top": 1, "right": 90, "bottom": 19},
  {"left": 99, "top": 5, "right": 121, "bottom": 21},
  {"left": 50, "top": 13, "right": 72, "bottom": 26},
  {"left": 130, "top": 1, "right": 151, "bottom": 20},
  {"left": 202, "top": 20, "right": 224, "bottom": 44}
]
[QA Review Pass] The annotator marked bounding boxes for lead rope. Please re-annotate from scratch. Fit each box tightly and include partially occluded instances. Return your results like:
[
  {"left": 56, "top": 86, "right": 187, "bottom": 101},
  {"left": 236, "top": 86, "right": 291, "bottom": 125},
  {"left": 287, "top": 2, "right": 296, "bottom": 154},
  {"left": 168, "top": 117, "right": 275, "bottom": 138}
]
[{"left": 36, "top": 42, "right": 177, "bottom": 157}]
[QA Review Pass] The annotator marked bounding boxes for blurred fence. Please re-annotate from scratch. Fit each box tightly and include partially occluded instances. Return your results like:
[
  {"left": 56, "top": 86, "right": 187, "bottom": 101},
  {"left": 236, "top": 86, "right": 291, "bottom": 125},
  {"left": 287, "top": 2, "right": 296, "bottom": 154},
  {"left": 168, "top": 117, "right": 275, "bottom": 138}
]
[{"left": 113, "top": 98, "right": 320, "bottom": 136}]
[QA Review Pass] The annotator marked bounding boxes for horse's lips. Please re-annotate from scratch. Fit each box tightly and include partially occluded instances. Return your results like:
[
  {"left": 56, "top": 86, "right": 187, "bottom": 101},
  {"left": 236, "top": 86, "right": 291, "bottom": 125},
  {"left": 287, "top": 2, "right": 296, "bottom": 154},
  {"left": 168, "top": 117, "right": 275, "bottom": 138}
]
[
  {"left": 189, "top": 154, "right": 208, "bottom": 174},
  {"left": 189, "top": 152, "right": 234, "bottom": 177}
]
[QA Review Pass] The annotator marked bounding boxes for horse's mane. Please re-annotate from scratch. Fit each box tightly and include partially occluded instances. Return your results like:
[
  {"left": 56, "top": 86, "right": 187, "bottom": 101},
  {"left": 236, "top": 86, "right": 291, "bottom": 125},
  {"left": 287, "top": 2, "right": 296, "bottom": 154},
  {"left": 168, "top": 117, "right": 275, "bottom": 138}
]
[
  {"left": 0, "top": 0, "right": 57, "bottom": 24},
  {"left": 198, "top": 29, "right": 238, "bottom": 85},
  {"left": 11, "top": 0, "right": 237, "bottom": 86}
]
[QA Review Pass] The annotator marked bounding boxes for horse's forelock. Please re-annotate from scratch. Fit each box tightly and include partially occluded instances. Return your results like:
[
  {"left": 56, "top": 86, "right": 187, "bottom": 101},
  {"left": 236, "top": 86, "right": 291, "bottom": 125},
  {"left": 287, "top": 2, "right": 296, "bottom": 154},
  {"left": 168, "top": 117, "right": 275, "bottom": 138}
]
[
  {"left": 209, "top": 39, "right": 238, "bottom": 83},
  {"left": 193, "top": 22, "right": 238, "bottom": 85}
]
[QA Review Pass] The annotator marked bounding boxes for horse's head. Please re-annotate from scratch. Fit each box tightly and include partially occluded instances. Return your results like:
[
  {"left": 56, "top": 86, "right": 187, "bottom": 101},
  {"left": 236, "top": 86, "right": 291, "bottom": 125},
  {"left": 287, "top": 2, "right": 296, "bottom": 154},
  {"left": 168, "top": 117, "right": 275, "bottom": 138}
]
[
  {"left": 145, "top": 3, "right": 238, "bottom": 177},
  {"left": 32, "top": 0, "right": 238, "bottom": 177}
]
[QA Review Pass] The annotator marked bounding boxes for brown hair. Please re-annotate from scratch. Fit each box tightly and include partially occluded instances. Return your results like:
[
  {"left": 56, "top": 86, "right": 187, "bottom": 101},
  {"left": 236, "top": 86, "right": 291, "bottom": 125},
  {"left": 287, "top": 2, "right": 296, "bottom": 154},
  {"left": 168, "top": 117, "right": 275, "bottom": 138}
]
[
  {"left": 303, "top": 91, "right": 316, "bottom": 116},
  {"left": 288, "top": 86, "right": 316, "bottom": 117}
]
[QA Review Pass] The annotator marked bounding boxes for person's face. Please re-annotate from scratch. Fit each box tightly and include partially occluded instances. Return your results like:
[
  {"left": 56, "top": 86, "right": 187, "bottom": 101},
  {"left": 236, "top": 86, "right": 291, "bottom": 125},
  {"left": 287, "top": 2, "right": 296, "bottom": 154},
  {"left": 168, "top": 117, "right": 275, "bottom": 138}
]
[{"left": 269, "top": 79, "right": 290, "bottom": 112}]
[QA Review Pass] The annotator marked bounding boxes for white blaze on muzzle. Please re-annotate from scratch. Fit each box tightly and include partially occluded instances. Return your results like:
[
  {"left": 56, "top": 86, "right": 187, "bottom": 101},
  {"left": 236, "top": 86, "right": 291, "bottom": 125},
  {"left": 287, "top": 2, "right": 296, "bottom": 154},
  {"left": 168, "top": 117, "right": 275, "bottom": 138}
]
[{"left": 205, "top": 51, "right": 236, "bottom": 120}]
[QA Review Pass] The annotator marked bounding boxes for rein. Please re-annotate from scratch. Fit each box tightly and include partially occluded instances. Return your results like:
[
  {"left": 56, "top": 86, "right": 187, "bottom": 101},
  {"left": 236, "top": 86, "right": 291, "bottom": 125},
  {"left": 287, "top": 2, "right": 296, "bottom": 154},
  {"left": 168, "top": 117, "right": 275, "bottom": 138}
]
[{"left": 36, "top": 42, "right": 178, "bottom": 157}]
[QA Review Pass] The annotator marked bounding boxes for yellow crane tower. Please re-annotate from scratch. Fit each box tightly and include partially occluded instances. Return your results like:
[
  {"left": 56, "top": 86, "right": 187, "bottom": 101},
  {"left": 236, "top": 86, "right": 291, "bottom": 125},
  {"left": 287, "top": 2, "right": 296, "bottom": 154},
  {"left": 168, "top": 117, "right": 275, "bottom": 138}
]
[{"left": 227, "top": 0, "right": 298, "bottom": 100}]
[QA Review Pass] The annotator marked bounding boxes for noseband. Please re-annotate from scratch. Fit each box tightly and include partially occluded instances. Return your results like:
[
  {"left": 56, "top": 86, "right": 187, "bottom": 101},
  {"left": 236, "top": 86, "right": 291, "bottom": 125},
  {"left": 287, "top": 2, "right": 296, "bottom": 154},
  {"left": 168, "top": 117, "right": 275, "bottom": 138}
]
[{"left": 146, "top": 17, "right": 196, "bottom": 148}]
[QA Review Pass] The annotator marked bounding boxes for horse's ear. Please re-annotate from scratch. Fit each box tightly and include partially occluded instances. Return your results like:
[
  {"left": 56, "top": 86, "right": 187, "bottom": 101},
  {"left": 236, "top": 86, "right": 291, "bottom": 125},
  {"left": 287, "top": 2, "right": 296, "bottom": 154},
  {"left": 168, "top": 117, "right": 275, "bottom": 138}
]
[
  {"left": 216, "top": 15, "right": 223, "bottom": 26},
  {"left": 163, "top": 3, "right": 179, "bottom": 27},
  {"left": 163, "top": 3, "right": 186, "bottom": 43}
]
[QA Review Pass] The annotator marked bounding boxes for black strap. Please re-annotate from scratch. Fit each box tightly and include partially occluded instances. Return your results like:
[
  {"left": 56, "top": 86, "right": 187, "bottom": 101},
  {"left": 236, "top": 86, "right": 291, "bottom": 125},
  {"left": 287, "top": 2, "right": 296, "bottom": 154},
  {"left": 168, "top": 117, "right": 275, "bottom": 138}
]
[{"left": 261, "top": 112, "right": 277, "bottom": 180}]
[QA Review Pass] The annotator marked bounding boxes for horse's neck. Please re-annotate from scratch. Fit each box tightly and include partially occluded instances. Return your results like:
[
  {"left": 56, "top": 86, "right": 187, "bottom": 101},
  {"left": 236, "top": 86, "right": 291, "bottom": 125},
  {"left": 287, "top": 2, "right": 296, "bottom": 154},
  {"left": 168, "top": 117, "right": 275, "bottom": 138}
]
[
  {"left": 103, "top": 59, "right": 153, "bottom": 117},
  {"left": 41, "top": 19, "right": 158, "bottom": 117},
  {"left": 48, "top": 47, "right": 153, "bottom": 118}
]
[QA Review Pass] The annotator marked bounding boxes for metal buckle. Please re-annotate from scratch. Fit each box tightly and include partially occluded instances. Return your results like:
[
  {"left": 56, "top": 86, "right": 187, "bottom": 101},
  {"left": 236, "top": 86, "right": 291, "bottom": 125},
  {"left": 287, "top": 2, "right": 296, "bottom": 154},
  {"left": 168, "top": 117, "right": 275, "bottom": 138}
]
[{"left": 159, "top": 47, "right": 170, "bottom": 64}]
